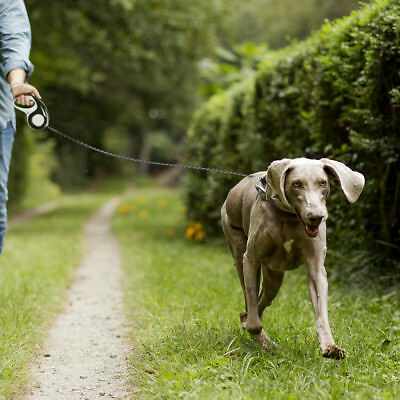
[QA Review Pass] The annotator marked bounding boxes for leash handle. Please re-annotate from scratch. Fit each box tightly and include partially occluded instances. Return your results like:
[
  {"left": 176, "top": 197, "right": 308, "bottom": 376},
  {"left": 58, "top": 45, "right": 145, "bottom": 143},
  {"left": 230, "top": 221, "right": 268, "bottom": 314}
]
[{"left": 14, "top": 95, "right": 49, "bottom": 131}]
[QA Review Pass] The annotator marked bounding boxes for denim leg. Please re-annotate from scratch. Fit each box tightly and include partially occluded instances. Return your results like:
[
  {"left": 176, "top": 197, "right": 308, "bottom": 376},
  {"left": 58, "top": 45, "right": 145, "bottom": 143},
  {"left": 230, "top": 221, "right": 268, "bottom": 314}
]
[{"left": 0, "top": 122, "right": 15, "bottom": 259}]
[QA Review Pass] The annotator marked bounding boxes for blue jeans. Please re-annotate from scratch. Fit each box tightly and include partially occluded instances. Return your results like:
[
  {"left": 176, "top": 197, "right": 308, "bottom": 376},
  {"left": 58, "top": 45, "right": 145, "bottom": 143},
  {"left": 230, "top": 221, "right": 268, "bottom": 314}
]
[{"left": 0, "top": 122, "right": 15, "bottom": 258}]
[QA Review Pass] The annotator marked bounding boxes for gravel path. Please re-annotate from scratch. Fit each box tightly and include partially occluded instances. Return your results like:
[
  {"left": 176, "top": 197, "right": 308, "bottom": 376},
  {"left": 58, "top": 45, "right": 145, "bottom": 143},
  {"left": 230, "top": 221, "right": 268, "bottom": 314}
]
[{"left": 23, "top": 198, "right": 133, "bottom": 399}]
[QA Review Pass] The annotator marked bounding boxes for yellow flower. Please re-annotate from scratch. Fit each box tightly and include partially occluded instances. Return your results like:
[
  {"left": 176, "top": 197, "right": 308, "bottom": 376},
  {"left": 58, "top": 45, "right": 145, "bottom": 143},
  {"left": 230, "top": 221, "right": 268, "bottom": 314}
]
[
  {"left": 185, "top": 221, "right": 204, "bottom": 241},
  {"left": 139, "top": 209, "right": 149, "bottom": 219},
  {"left": 195, "top": 230, "right": 205, "bottom": 241},
  {"left": 185, "top": 226, "right": 196, "bottom": 240},
  {"left": 118, "top": 205, "right": 130, "bottom": 214},
  {"left": 193, "top": 222, "right": 202, "bottom": 231},
  {"left": 158, "top": 199, "right": 167, "bottom": 208},
  {"left": 188, "top": 221, "right": 202, "bottom": 231}
]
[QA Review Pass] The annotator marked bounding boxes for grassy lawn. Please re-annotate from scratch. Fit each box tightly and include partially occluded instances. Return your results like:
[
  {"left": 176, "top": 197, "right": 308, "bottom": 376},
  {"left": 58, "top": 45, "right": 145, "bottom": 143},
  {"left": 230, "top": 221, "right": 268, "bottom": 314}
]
[
  {"left": 0, "top": 179, "right": 127, "bottom": 399},
  {"left": 114, "top": 183, "right": 400, "bottom": 400}
]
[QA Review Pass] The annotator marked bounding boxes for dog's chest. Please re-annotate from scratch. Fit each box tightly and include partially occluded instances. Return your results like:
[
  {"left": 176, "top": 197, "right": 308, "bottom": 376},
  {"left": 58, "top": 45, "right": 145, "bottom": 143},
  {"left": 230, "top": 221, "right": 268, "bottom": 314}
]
[
  {"left": 262, "top": 221, "right": 303, "bottom": 271},
  {"left": 265, "top": 239, "right": 302, "bottom": 271}
]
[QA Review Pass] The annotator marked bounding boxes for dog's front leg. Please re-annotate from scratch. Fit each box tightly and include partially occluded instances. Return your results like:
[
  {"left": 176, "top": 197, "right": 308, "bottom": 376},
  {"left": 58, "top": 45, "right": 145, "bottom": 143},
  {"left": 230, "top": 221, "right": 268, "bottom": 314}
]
[
  {"left": 303, "top": 231, "right": 345, "bottom": 359},
  {"left": 243, "top": 251, "right": 262, "bottom": 334},
  {"left": 243, "top": 251, "right": 275, "bottom": 350}
]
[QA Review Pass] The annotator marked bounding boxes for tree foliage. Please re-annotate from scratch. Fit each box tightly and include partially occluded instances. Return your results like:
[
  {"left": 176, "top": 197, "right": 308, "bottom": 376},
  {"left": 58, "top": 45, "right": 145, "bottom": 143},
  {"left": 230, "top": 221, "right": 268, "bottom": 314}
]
[
  {"left": 12, "top": 0, "right": 217, "bottom": 189},
  {"left": 218, "top": 0, "right": 366, "bottom": 49},
  {"left": 199, "top": 0, "right": 368, "bottom": 98},
  {"left": 8, "top": 0, "right": 370, "bottom": 202}
]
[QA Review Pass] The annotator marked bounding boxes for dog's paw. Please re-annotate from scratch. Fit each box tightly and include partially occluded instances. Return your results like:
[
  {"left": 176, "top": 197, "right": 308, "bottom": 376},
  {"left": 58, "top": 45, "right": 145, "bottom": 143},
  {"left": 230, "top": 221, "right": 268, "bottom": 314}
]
[
  {"left": 252, "top": 329, "right": 277, "bottom": 352},
  {"left": 322, "top": 344, "right": 346, "bottom": 360},
  {"left": 240, "top": 312, "right": 248, "bottom": 330}
]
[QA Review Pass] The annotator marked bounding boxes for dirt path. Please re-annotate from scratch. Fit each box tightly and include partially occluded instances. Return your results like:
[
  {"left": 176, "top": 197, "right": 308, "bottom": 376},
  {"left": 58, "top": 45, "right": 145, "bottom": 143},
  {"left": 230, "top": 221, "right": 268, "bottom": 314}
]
[{"left": 23, "top": 198, "right": 133, "bottom": 399}]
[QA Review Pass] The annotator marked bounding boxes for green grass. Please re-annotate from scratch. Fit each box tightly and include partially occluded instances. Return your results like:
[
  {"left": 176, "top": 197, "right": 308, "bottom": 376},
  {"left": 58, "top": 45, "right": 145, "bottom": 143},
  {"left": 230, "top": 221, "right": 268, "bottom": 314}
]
[
  {"left": 114, "top": 184, "right": 400, "bottom": 400},
  {"left": 0, "top": 178, "right": 129, "bottom": 399}
]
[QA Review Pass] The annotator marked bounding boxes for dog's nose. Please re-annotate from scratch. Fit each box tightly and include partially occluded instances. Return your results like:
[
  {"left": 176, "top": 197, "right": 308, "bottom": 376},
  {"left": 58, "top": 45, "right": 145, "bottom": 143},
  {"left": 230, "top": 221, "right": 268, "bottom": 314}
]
[{"left": 307, "top": 213, "right": 324, "bottom": 225}]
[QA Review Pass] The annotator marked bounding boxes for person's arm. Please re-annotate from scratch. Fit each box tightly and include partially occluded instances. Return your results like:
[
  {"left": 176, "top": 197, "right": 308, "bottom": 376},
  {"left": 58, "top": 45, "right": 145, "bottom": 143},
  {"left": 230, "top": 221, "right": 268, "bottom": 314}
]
[
  {"left": 8, "top": 68, "right": 41, "bottom": 105},
  {"left": 0, "top": 0, "right": 40, "bottom": 104}
]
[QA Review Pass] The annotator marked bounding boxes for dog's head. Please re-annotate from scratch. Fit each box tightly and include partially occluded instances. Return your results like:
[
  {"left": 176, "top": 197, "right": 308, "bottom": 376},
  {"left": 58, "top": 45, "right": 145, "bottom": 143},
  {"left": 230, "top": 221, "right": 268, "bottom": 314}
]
[{"left": 264, "top": 158, "right": 365, "bottom": 238}]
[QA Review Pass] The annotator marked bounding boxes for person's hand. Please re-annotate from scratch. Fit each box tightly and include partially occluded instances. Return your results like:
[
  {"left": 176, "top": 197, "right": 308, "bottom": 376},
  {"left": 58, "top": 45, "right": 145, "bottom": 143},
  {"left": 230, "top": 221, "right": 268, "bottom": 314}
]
[{"left": 10, "top": 82, "right": 41, "bottom": 106}]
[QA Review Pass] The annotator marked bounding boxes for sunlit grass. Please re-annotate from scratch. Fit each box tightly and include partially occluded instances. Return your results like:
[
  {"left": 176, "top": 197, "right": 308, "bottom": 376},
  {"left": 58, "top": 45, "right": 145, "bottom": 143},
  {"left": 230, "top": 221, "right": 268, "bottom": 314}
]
[{"left": 114, "top": 184, "right": 400, "bottom": 400}]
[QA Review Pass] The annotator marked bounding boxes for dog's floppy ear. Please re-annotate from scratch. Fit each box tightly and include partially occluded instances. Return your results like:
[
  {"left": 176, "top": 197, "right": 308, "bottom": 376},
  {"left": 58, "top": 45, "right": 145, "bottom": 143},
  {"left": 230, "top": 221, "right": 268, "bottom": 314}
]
[
  {"left": 266, "top": 158, "right": 294, "bottom": 212},
  {"left": 321, "top": 158, "right": 365, "bottom": 203}
]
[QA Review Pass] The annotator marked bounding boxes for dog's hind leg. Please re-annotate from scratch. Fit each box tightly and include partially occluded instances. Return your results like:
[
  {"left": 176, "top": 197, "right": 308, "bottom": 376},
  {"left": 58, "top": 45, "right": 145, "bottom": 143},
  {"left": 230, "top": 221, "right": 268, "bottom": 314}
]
[{"left": 258, "top": 266, "right": 285, "bottom": 318}]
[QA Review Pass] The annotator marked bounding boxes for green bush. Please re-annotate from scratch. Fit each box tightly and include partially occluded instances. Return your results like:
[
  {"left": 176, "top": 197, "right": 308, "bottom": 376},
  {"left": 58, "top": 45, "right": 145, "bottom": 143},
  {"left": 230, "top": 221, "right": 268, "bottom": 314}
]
[
  {"left": 185, "top": 0, "right": 400, "bottom": 270},
  {"left": 8, "top": 122, "right": 33, "bottom": 209},
  {"left": 8, "top": 124, "right": 61, "bottom": 212}
]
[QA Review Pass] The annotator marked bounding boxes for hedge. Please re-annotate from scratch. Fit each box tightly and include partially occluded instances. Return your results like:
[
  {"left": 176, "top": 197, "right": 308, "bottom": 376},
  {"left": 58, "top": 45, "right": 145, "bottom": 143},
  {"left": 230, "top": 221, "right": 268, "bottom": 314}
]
[{"left": 184, "top": 0, "right": 400, "bottom": 271}]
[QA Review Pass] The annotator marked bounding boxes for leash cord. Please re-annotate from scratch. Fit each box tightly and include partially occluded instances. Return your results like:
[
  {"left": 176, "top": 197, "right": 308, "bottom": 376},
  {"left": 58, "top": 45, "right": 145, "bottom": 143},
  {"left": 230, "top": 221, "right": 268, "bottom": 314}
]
[{"left": 46, "top": 126, "right": 248, "bottom": 177}]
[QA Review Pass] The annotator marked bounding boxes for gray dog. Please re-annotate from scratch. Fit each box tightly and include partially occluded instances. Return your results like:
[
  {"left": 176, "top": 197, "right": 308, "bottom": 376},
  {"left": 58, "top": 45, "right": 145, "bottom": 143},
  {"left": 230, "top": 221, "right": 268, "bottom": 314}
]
[{"left": 221, "top": 158, "right": 364, "bottom": 359}]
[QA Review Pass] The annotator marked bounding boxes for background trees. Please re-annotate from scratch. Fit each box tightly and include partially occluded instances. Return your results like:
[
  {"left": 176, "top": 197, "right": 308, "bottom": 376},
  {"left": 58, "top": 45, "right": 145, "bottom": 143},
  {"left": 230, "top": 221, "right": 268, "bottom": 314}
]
[
  {"left": 11, "top": 0, "right": 217, "bottom": 193},
  {"left": 218, "top": 0, "right": 362, "bottom": 49},
  {"left": 9, "top": 0, "right": 367, "bottom": 202}
]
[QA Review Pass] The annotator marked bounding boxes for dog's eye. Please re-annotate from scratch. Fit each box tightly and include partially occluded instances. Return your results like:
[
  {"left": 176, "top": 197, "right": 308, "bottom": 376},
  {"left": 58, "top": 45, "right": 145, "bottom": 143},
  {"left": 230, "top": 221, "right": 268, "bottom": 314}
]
[
  {"left": 292, "top": 181, "right": 303, "bottom": 189},
  {"left": 320, "top": 180, "right": 328, "bottom": 187}
]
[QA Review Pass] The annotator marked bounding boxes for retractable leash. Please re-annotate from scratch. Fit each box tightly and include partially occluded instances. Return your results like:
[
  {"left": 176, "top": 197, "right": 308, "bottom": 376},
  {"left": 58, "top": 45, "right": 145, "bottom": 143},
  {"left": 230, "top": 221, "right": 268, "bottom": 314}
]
[
  {"left": 14, "top": 96, "right": 248, "bottom": 178},
  {"left": 14, "top": 94, "right": 49, "bottom": 130}
]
